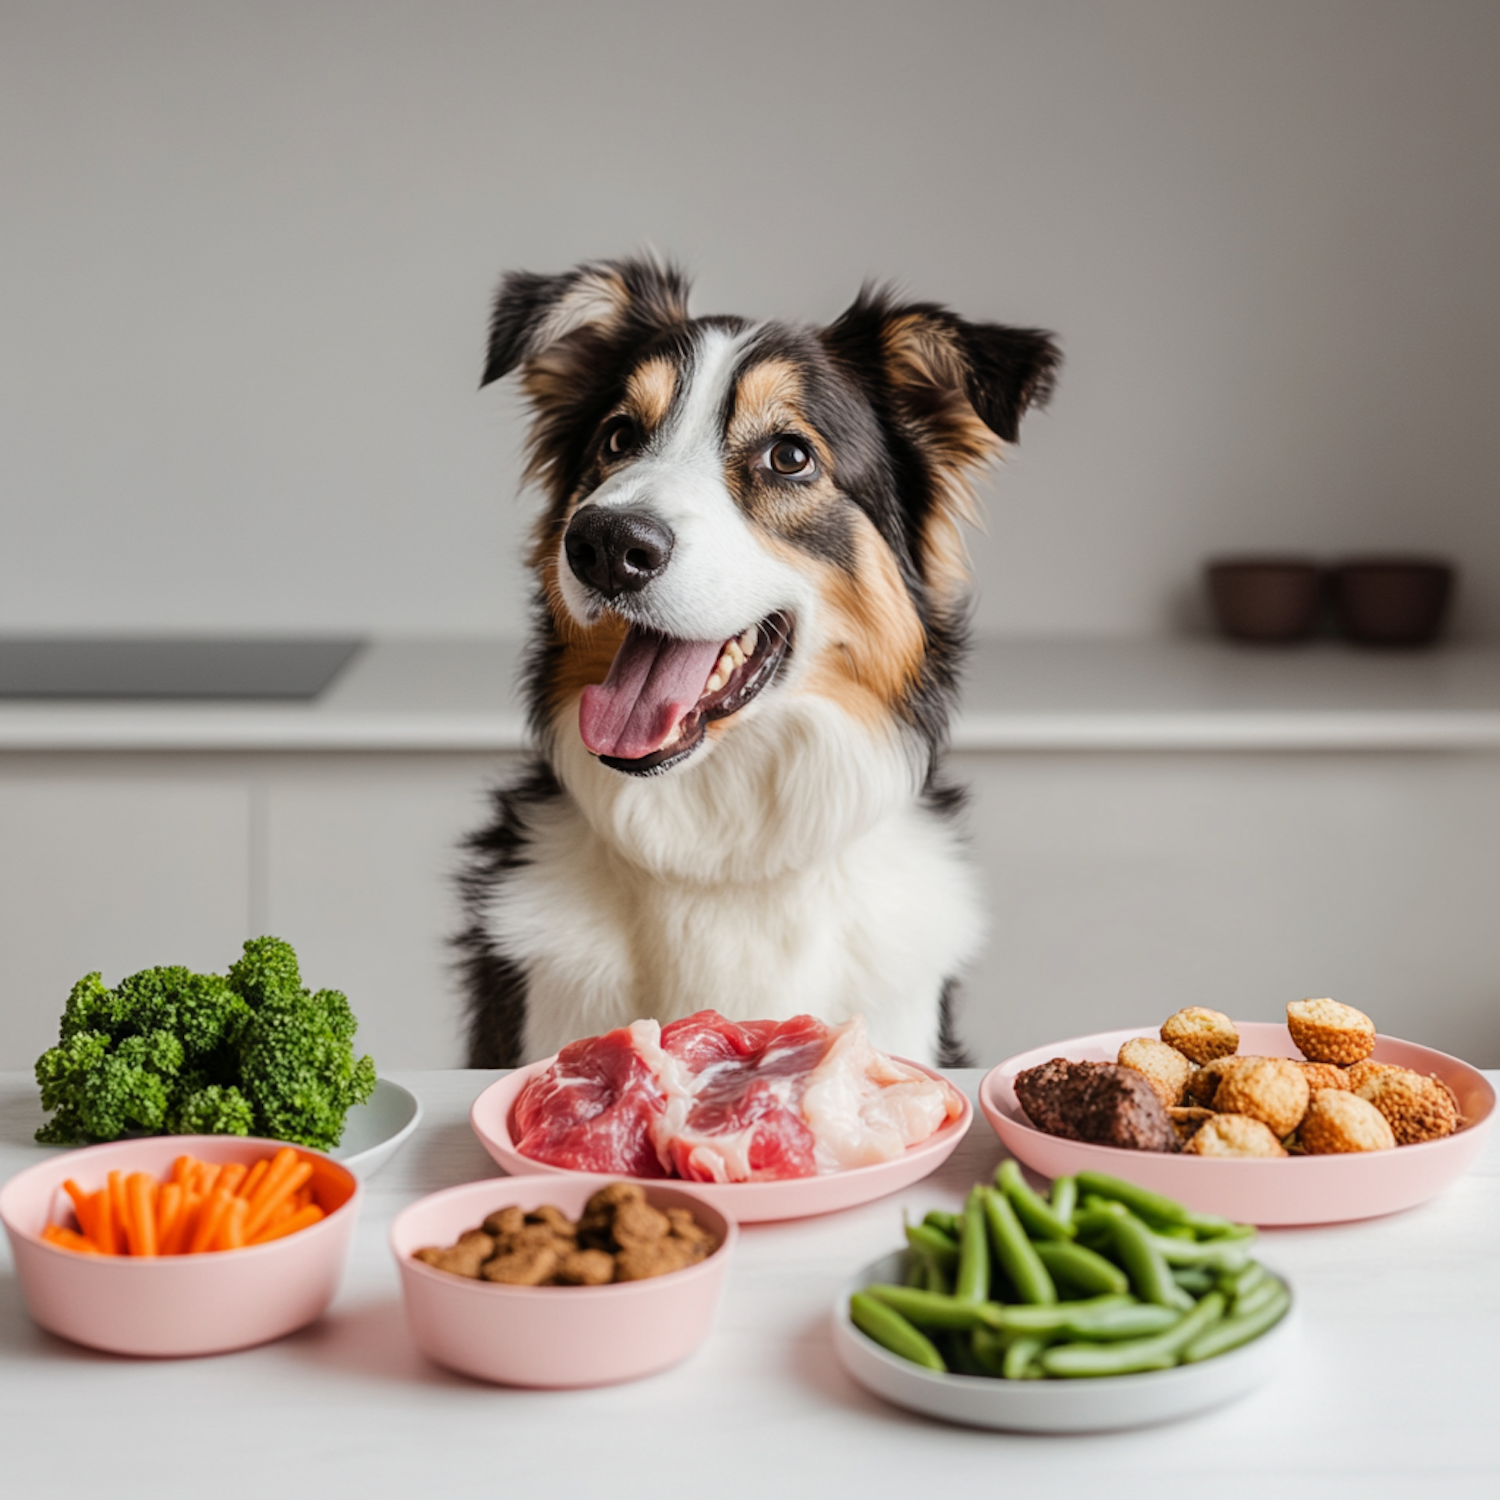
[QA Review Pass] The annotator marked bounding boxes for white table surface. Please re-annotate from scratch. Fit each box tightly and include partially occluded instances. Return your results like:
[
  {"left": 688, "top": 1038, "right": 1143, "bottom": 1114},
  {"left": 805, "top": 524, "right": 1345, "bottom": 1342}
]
[
  {"left": 3, "top": 637, "right": 1500, "bottom": 751},
  {"left": 2, "top": 1068, "right": 1498, "bottom": 1500}
]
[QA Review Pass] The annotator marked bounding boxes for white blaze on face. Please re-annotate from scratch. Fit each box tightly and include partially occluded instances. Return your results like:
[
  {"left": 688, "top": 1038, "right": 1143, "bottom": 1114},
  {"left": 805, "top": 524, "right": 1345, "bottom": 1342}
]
[{"left": 554, "top": 327, "right": 811, "bottom": 643}]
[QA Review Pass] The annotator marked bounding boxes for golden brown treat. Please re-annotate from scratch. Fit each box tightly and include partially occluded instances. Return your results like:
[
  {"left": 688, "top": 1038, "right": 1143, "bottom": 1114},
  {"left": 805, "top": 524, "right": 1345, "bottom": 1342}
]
[
  {"left": 1182, "top": 1055, "right": 1254, "bottom": 1109},
  {"left": 1183, "top": 1113, "right": 1287, "bottom": 1158},
  {"left": 577, "top": 1181, "right": 647, "bottom": 1248},
  {"left": 554, "top": 1248, "right": 617, "bottom": 1285},
  {"left": 1212, "top": 1057, "right": 1311, "bottom": 1137},
  {"left": 614, "top": 1236, "right": 697, "bottom": 1282},
  {"left": 1117, "top": 1036, "right": 1195, "bottom": 1108},
  {"left": 664, "top": 1207, "right": 716, "bottom": 1256},
  {"left": 480, "top": 1243, "right": 561, "bottom": 1285},
  {"left": 481, "top": 1205, "right": 525, "bottom": 1239},
  {"left": 1160, "top": 1007, "right": 1239, "bottom": 1065},
  {"left": 1356, "top": 1071, "right": 1461, "bottom": 1145},
  {"left": 1286, "top": 997, "right": 1377, "bottom": 1065},
  {"left": 1296, "top": 1062, "right": 1350, "bottom": 1092},
  {"left": 610, "top": 1198, "right": 672, "bottom": 1247},
  {"left": 1298, "top": 1090, "right": 1396, "bottom": 1153},
  {"left": 1167, "top": 1106, "right": 1216, "bottom": 1142},
  {"left": 525, "top": 1205, "right": 577, "bottom": 1238},
  {"left": 414, "top": 1229, "right": 495, "bottom": 1279},
  {"left": 1345, "top": 1059, "right": 1402, "bottom": 1092}
]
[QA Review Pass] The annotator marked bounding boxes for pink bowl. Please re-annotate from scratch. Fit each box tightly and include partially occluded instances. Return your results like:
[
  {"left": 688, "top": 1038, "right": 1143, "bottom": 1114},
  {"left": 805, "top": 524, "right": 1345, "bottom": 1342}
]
[
  {"left": 980, "top": 1023, "right": 1494, "bottom": 1226},
  {"left": 0, "top": 1136, "right": 360, "bottom": 1357},
  {"left": 468, "top": 1058, "right": 972, "bottom": 1223},
  {"left": 390, "top": 1175, "right": 735, "bottom": 1387}
]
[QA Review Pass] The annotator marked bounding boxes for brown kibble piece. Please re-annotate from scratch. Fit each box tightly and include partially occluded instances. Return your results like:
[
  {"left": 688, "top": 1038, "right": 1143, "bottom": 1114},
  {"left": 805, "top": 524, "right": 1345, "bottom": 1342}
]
[
  {"left": 413, "top": 1229, "right": 495, "bottom": 1279},
  {"left": 1182, "top": 1055, "right": 1253, "bottom": 1109},
  {"left": 555, "top": 1248, "right": 617, "bottom": 1285},
  {"left": 482, "top": 1205, "right": 525, "bottom": 1239},
  {"left": 1213, "top": 1056, "right": 1311, "bottom": 1138},
  {"left": 1118, "top": 1036, "right": 1195, "bottom": 1108},
  {"left": 1167, "top": 1106, "right": 1216, "bottom": 1142},
  {"left": 1287, "top": 997, "right": 1376, "bottom": 1065},
  {"left": 614, "top": 1237, "right": 696, "bottom": 1282},
  {"left": 665, "top": 1207, "right": 715, "bottom": 1257},
  {"left": 1297, "top": 1062, "right": 1350, "bottom": 1092},
  {"left": 611, "top": 1199, "right": 672, "bottom": 1247},
  {"left": 1356, "top": 1071, "right": 1460, "bottom": 1145},
  {"left": 525, "top": 1205, "right": 576, "bottom": 1237},
  {"left": 1299, "top": 1090, "right": 1396, "bottom": 1153},
  {"left": 480, "top": 1243, "right": 561, "bottom": 1285},
  {"left": 1160, "top": 1007, "right": 1239, "bottom": 1065},
  {"left": 1345, "top": 1059, "right": 1402, "bottom": 1092},
  {"left": 1184, "top": 1113, "right": 1287, "bottom": 1158}
]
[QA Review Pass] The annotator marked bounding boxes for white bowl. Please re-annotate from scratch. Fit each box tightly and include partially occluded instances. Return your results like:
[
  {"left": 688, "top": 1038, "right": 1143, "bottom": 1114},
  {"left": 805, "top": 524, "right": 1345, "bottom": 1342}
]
[
  {"left": 833, "top": 1250, "right": 1298, "bottom": 1433},
  {"left": 331, "top": 1078, "right": 422, "bottom": 1179}
]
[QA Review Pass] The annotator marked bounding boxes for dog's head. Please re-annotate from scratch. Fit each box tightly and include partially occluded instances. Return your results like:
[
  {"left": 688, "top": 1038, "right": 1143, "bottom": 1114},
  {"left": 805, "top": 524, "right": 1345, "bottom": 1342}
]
[{"left": 483, "top": 255, "right": 1058, "bottom": 779}]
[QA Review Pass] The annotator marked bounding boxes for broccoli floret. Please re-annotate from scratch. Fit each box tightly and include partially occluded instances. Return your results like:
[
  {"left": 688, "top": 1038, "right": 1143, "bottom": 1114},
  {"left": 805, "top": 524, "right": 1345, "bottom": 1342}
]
[{"left": 33, "top": 937, "right": 375, "bottom": 1150}]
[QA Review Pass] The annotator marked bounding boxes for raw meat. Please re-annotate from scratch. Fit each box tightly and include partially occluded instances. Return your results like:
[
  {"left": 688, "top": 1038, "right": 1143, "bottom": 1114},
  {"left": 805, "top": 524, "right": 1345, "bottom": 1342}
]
[{"left": 511, "top": 1010, "right": 964, "bottom": 1182}]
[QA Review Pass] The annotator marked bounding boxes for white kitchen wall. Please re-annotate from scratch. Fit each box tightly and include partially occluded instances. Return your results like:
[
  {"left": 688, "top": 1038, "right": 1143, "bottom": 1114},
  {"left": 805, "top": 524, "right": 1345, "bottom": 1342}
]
[{"left": 2, "top": 0, "right": 1498, "bottom": 641}]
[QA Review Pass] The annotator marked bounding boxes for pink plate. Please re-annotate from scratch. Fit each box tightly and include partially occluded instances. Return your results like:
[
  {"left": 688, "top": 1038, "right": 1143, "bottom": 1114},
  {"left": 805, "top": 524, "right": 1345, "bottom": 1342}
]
[
  {"left": 979, "top": 1022, "right": 1494, "bottom": 1226},
  {"left": 469, "top": 1058, "right": 972, "bottom": 1223}
]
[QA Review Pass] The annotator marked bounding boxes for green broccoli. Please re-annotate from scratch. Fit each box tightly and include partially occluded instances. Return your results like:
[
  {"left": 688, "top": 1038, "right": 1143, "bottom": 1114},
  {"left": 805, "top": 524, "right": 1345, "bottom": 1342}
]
[{"left": 33, "top": 937, "right": 376, "bottom": 1150}]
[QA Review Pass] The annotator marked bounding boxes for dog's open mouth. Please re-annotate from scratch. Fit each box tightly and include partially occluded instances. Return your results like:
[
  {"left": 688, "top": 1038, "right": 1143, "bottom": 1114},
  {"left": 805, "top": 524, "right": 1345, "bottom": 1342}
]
[{"left": 579, "top": 612, "right": 792, "bottom": 775}]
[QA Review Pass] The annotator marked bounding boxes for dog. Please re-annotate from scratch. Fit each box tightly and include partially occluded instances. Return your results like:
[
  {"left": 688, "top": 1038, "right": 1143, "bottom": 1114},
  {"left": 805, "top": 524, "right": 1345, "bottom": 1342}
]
[{"left": 454, "top": 256, "right": 1059, "bottom": 1068}]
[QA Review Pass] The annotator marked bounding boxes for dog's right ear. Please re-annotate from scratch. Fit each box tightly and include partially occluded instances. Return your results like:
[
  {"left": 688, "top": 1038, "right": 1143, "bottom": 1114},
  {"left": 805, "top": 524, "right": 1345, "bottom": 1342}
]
[{"left": 481, "top": 256, "right": 692, "bottom": 388}]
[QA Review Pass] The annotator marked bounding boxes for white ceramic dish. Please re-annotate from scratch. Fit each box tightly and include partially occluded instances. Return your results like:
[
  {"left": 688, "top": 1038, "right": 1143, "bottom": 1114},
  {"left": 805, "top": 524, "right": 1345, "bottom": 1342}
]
[
  {"left": 833, "top": 1250, "right": 1298, "bottom": 1433},
  {"left": 331, "top": 1078, "right": 422, "bottom": 1179},
  {"left": 470, "top": 1060, "right": 971, "bottom": 1223},
  {"left": 980, "top": 1023, "right": 1495, "bottom": 1226}
]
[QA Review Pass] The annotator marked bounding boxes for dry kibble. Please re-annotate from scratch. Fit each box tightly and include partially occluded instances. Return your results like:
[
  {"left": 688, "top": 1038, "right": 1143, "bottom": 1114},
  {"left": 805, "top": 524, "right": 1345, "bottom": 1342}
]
[
  {"left": 1212, "top": 1056, "right": 1311, "bottom": 1138},
  {"left": 414, "top": 1229, "right": 496, "bottom": 1279},
  {"left": 1117, "top": 1036, "right": 1195, "bottom": 1108},
  {"left": 1160, "top": 1007, "right": 1240, "bottom": 1065},
  {"left": 1299, "top": 1090, "right": 1396, "bottom": 1154},
  {"left": 1296, "top": 1061, "right": 1351, "bottom": 1093},
  {"left": 1345, "top": 1059, "right": 1402, "bottom": 1092},
  {"left": 1356, "top": 1071, "right": 1460, "bottom": 1145},
  {"left": 1184, "top": 1113, "right": 1287, "bottom": 1158},
  {"left": 615, "top": 1237, "right": 696, "bottom": 1282},
  {"left": 481, "top": 1243, "right": 560, "bottom": 1285},
  {"left": 481, "top": 1205, "right": 525, "bottom": 1239},
  {"left": 555, "top": 1248, "right": 617, "bottom": 1285},
  {"left": 1287, "top": 998, "right": 1377, "bottom": 1065}
]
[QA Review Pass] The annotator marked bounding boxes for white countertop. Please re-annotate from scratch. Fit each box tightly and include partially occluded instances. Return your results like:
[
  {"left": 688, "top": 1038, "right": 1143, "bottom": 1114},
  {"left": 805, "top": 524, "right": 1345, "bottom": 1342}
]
[
  {"left": 2, "top": 1069, "right": 1498, "bottom": 1498},
  {"left": 2, "top": 637, "right": 1499, "bottom": 753}
]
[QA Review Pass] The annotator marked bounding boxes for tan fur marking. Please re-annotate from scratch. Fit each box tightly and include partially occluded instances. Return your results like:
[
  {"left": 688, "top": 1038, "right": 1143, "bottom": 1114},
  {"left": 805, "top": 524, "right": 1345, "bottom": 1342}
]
[
  {"left": 625, "top": 357, "right": 679, "bottom": 432},
  {"left": 536, "top": 557, "right": 629, "bottom": 717}
]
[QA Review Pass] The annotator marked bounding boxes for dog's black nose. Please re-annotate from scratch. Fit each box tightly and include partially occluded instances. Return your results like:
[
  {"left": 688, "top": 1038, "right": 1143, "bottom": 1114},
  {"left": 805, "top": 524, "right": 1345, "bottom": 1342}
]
[{"left": 563, "top": 509, "right": 674, "bottom": 597}]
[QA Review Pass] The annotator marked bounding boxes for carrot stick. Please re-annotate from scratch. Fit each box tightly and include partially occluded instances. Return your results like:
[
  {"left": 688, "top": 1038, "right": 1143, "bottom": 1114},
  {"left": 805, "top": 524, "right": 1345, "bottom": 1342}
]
[
  {"left": 62, "top": 1180, "right": 99, "bottom": 1246},
  {"left": 107, "top": 1170, "right": 130, "bottom": 1254},
  {"left": 171, "top": 1155, "right": 194, "bottom": 1186},
  {"left": 125, "top": 1173, "right": 158, "bottom": 1256},
  {"left": 43, "top": 1224, "right": 103, "bottom": 1254},
  {"left": 155, "top": 1182, "right": 183, "bottom": 1247},
  {"left": 242, "top": 1149, "right": 300, "bottom": 1233},
  {"left": 160, "top": 1190, "right": 200, "bottom": 1256},
  {"left": 216, "top": 1162, "right": 248, "bottom": 1199},
  {"left": 237, "top": 1158, "right": 270, "bottom": 1202},
  {"left": 248, "top": 1203, "right": 324, "bottom": 1245},
  {"left": 214, "top": 1196, "right": 249, "bottom": 1252},
  {"left": 93, "top": 1180, "right": 117, "bottom": 1255},
  {"left": 243, "top": 1161, "right": 312, "bottom": 1240},
  {"left": 188, "top": 1186, "right": 234, "bottom": 1255}
]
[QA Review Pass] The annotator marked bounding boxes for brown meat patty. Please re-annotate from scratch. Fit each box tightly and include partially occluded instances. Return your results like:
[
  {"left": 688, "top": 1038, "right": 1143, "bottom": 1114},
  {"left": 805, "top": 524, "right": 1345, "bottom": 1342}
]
[{"left": 1014, "top": 1058, "right": 1179, "bottom": 1153}]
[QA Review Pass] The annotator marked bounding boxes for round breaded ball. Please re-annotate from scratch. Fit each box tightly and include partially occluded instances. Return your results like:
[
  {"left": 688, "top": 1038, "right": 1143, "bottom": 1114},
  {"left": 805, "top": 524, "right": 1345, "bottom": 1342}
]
[
  {"left": 1345, "top": 1059, "right": 1402, "bottom": 1092},
  {"left": 1182, "top": 1054, "right": 1253, "bottom": 1109},
  {"left": 1299, "top": 1090, "right": 1396, "bottom": 1153},
  {"left": 1160, "top": 1006, "right": 1240, "bottom": 1065},
  {"left": 1356, "top": 1071, "right": 1460, "bottom": 1145},
  {"left": 1118, "top": 1035, "right": 1195, "bottom": 1108},
  {"left": 1213, "top": 1056, "right": 1311, "bottom": 1138},
  {"left": 1184, "top": 1113, "right": 1287, "bottom": 1158},
  {"left": 1297, "top": 1061, "right": 1351, "bottom": 1093},
  {"left": 1167, "top": 1106, "right": 1216, "bottom": 1143},
  {"left": 1287, "top": 997, "right": 1377, "bottom": 1065}
]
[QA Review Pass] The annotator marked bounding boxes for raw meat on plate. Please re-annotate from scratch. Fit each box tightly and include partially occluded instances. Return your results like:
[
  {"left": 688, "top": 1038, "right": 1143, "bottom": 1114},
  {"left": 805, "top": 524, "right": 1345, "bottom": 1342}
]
[{"left": 510, "top": 1010, "right": 964, "bottom": 1182}]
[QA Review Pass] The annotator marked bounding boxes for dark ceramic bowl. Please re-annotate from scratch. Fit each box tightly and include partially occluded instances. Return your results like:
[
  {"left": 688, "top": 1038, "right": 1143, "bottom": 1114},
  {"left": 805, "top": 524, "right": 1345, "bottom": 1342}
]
[
  {"left": 1205, "top": 558, "right": 1325, "bottom": 644},
  {"left": 1333, "top": 558, "right": 1455, "bottom": 647}
]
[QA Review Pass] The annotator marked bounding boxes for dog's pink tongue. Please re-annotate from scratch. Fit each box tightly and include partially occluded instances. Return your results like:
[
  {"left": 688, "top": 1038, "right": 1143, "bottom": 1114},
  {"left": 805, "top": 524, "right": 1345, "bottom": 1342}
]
[{"left": 579, "top": 628, "right": 723, "bottom": 759}]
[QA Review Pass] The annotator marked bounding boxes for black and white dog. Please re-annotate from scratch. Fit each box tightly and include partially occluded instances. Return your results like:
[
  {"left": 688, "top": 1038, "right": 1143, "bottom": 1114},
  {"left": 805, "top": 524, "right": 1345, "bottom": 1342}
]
[{"left": 455, "top": 257, "right": 1058, "bottom": 1068}]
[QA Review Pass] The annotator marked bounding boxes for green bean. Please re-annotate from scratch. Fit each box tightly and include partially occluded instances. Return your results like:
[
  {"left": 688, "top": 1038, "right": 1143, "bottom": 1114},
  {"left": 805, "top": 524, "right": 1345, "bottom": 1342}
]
[
  {"left": 955, "top": 1187, "right": 992, "bottom": 1305},
  {"left": 1033, "top": 1239, "right": 1131, "bottom": 1298},
  {"left": 922, "top": 1209, "right": 961, "bottom": 1237},
  {"left": 1182, "top": 1283, "right": 1290, "bottom": 1363},
  {"left": 971, "top": 1325, "right": 1009, "bottom": 1377},
  {"left": 1145, "top": 1229, "right": 1254, "bottom": 1270},
  {"left": 1002, "top": 1333, "right": 1050, "bottom": 1380},
  {"left": 1218, "top": 1260, "right": 1268, "bottom": 1304},
  {"left": 863, "top": 1283, "right": 996, "bottom": 1330},
  {"left": 1074, "top": 1171, "right": 1196, "bottom": 1229},
  {"left": 905, "top": 1254, "right": 928, "bottom": 1289},
  {"left": 1171, "top": 1265, "right": 1218, "bottom": 1296},
  {"left": 989, "top": 1293, "right": 1134, "bottom": 1336},
  {"left": 981, "top": 1187, "right": 1057, "bottom": 1305},
  {"left": 924, "top": 1256, "right": 953, "bottom": 1296},
  {"left": 943, "top": 1330, "right": 990, "bottom": 1376},
  {"left": 850, "top": 1292, "right": 946, "bottom": 1372},
  {"left": 904, "top": 1222, "right": 959, "bottom": 1273},
  {"left": 1230, "top": 1275, "right": 1284, "bottom": 1321},
  {"left": 996, "top": 1159, "right": 1076, "bottom": 1241},
  {"left": 1109, "top": 1213, "right": 1192, "bottom": 1309},
  {"left": 1049, "top": 1175, "right": 1078, "bottom": 1227},
  {"left": 1188, "top": 1216, "right": 1256, "bottom": 1241},
  {"left": 1039, "top": 1291, "right": 1226, "bottom": 1378}
]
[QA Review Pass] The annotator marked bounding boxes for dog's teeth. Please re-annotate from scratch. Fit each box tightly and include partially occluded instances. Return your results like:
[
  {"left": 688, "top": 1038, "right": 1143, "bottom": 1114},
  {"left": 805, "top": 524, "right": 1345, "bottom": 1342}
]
[
  {"left": 705, "top": 672, "right": 724, "bottom": 693},
  {"left": 717, "top": 652, "right": 736, "bottom": 677},
  {"left": 725, "top": 641, "right": 745, "bottom": 668},
  {"left": 740, "top": 626, "right": 759, "bottom": 656}
]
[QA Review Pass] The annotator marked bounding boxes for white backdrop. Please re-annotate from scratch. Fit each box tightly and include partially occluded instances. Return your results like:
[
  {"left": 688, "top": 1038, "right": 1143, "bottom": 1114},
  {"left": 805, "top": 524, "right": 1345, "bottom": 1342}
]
[{"left": 3, "top": 0, "right": 1498, "bottom": 642}]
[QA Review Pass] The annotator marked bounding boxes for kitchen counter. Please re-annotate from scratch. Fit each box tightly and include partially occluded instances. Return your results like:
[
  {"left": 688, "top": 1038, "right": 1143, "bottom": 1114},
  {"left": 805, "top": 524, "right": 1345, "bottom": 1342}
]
[
  {"left": 2, "top": 637, "right": 1499, "bottom": 752},
  {"left": 2, "top": 1069, "right": 1498, "bottom": 1498}
]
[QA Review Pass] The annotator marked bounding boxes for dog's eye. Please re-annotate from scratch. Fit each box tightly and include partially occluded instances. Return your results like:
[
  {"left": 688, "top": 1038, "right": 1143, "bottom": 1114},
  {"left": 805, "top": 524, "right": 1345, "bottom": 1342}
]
[
  {"left": 767, "top": 437, "right": 814, "bottom": 477},
  {"left": 603, "top": 419, "right": 638, "bottom": 458}
]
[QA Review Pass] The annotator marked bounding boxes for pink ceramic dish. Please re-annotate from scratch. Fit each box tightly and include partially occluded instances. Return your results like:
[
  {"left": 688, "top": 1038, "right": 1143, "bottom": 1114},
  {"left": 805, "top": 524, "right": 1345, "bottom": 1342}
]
[
  {"left": 0, "top": 1135, "right": 360, "bottom": 1357},
  {"left": 390, "top": 1174, "right": 735, "bottom": 1387},
  {"left": 980, "top": 1023, "right": 1494, "bottom": 1226},
  {"left": 468, "top": 1058, "right": 972, "bottom": 1223}
]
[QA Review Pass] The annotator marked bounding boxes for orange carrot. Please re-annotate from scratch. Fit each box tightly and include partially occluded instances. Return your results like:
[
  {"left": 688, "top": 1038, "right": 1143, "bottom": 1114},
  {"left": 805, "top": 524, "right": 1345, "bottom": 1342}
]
[
  {"left": 188, "top": 1186, "right": 234, "bottom": 1255},
  {"left": 237, "top": 1157, "right": 270, "bottom": 1202},
  {"left": 160, "top": 1189, "right": 200, "bottom": 1256},
  {"left": 216, "top": 1162, "right": 248, "bottom": 1199},
  {"left": 43, "top": 1224, "right": 102, "bottom": 1254},
  {"left": 107, "top": 1170, "right": 130, "bottom": 1254},
  {"left": 195, "top": 1162, "right": 223, "bottom": 1198},
  {"left": 171, "top": 1155, "right": 194, "bottom": 1186},
  {"left": 125, "top": 1173, "right": 158, "bottom": 1256},
  {"left": 214, "top": 1196, "right": 250, "bottom": 1252},
  {"left": 242, "top": 1149, "right": 300, "bottom": 1235},
  {"left": 248, "top": 1203, "right": 324, "bottom": 1245},
  {"left": 93, "top": 1180, "right": 117, "bottom": 1254},
  {"left": 62, "top": 1180, "right": 100, "bottom": 1246},
  {"left": 155, "top": 1181, "right": 183, "bottom": 1247},
  {"left": 243, "top": 1161, "right": 312, "bottom": 1240}
]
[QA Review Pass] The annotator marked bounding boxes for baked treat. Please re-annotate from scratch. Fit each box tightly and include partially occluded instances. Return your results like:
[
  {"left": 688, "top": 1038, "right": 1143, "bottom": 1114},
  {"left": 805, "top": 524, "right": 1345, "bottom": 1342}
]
[
  {"left": 1296, "top": 1061, "right": 1351, "bottom": 1092},
  {"left": 1183, "top": 1113, "right": 1287, "bottom": 1158},
  {"left": 1356, "top": 1071, "right": 1460, "bottom": 1145},
  {"left": 1345, "top": 1059, "right": 1401, "bottom": 1092},
  {"left": 1013, "top": 1058, "right": 1178, "bottom": 1152},
  {"left": 1182, "top": 1054, "right": 1252, "bottom": 1109},
  {"left": 1287, "top": 998, "right": 1377, "bottom": 1065},
  {"left": 1160, "top": 1007, "right": 1239, "bottom": 1065},
  {"left": 1167, "top": 1106, "right": 1216, "bottom": 1143},
  {"left": 1212, "top": 1056, "right": 1311, "bottom": 1138},
  {"left": 1117, "top": 1036, "right": 1195, "bottom": 1108},
  {"left": 1298, "top": 1090, "right": 1396, "bottom": 1153}
]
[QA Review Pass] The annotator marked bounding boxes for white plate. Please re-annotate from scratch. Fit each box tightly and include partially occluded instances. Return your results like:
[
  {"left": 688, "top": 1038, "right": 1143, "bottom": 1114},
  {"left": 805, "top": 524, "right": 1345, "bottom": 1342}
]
[
  {"left": 833, "top": 1250, "right": 1298, "bottom": 1433},
  {"left": 330, "top": 1078, "right": 422, "bottom": 1178}
]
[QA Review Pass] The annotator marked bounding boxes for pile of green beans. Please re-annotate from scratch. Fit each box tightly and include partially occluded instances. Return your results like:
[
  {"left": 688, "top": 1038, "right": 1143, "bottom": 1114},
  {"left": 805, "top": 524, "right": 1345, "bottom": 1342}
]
[{"left": 848, "top": 1166, "right": 1290, "bottom": 1380}]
